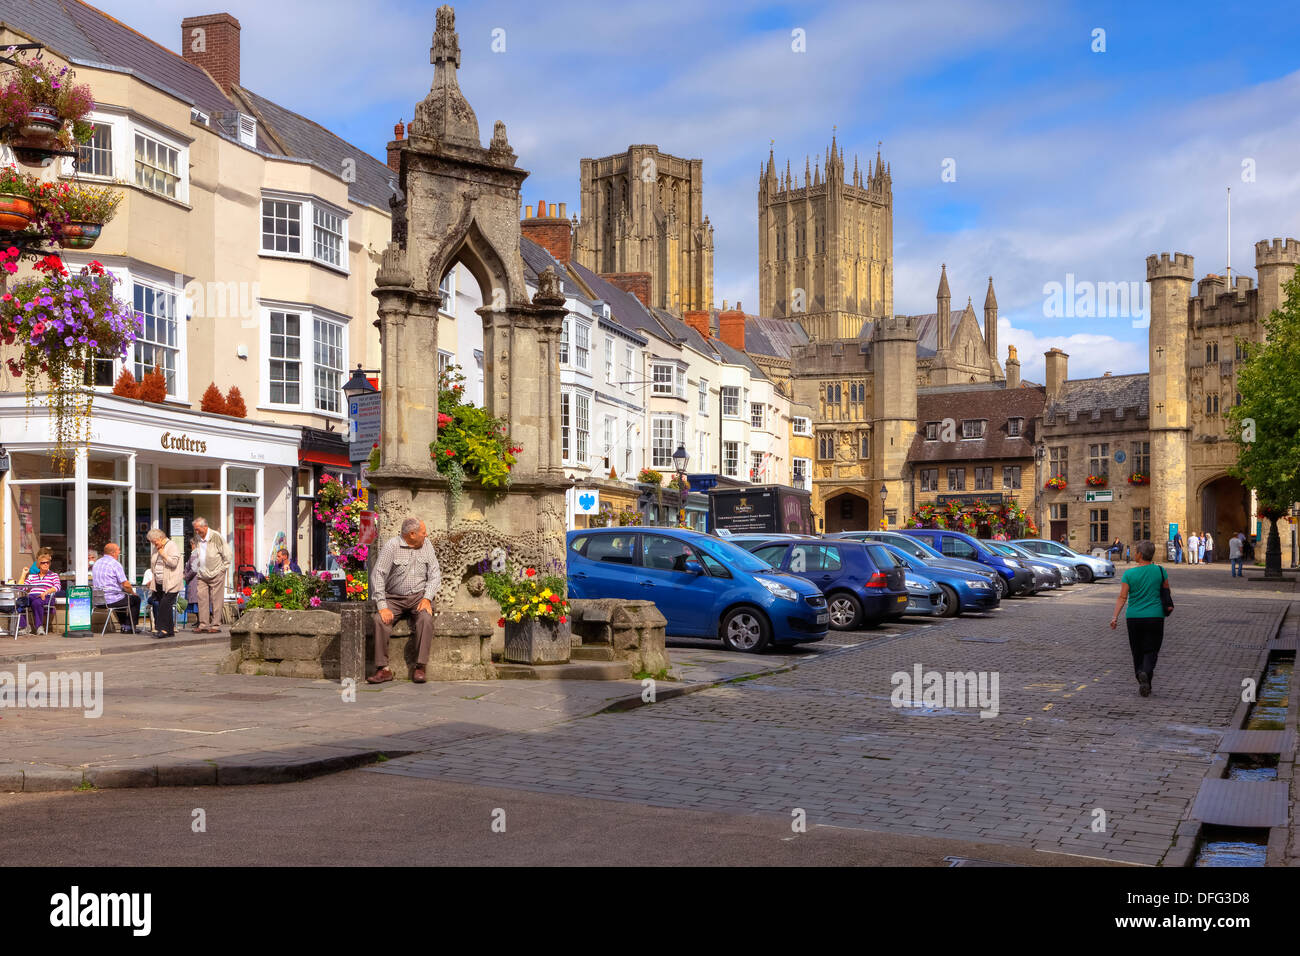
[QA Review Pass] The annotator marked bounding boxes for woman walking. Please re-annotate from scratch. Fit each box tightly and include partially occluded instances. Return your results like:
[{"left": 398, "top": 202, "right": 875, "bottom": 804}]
[
  {"left": 1110, "top": 540, "right": 1168, "bottom": 697},
  {"left": 147, "top": 528, "right": 183, "bottom": 638}
]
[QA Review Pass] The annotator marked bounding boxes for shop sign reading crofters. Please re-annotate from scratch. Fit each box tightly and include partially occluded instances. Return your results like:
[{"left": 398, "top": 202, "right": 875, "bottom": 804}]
[{"left": 160, "top": 431, "right": 209, "bottom": 454}]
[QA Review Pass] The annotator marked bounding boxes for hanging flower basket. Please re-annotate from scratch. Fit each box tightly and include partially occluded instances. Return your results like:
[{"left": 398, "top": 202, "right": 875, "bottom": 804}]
[
  {"left": 1044, "top": 475, "right": 1067, "bottom": 490},
  {"left": 1085, "top": 474, "right": 1108, "bottom": 487},
  {"left": 0, "top": 164, "right": 39, "bottom": 230},
  {"left": 0, "top": 50, "right": 95, "bottom": 153},
  {"left": 55, "top": 221, "right": 101, "bottom": 250},
  {"left": 312, "top": 474, "right": 369, "bottom": 600},
  {"left": 637, "top": 468, "right": 663, "bottom": 485},
  {"left": 1127, "top": 473, "right": 1149, "bottom": 486},
  {"left": 0, "top": 254, "right": 140, "bottom": 470},
  {"left": 34, "top": 181, "right": 120, "bottom": 251}
]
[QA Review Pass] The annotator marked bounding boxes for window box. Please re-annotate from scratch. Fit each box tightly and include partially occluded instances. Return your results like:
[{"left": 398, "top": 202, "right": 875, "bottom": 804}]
[
  {"left": 1085, "top": 474, "right": 1108, "bottom": 487},
  {"left": 1044, "top": 475, "right": 1067, "bottom": 490}
]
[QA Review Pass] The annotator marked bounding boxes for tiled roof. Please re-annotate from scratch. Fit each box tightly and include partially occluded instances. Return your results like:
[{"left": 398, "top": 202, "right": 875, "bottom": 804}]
[
  {"left": 519, "top": 239, "right": 647, "bottom": 344},
  {"left": 1047, "top": 374, "right": 1149, "bottom": 421},
  {"left": 742, "top": 315, "right": 808, "bottom": 359},
  {"left": 568, "top": 262, "right": 673, "bottom": 342},
  {"left": 907, "top": 384, "right": 1047, "bottom": 464},
  {"left": 237, "top": 87, "right": 397, "bottom": 212},
  {"left": 1, "top": 0, "right": 237, "bottom": 117}
]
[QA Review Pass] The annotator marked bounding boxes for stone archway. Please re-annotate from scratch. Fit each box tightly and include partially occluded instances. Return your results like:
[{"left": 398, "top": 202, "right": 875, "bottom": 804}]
[
  {"left": 366, "top": 5, "right": 570, "bottom": 675},
  {"left": 824, "top": 490, "right": 872, "bottom": 533},
  {"left": 1199, "top": 473, "right": 1249, "bottom": 561}
]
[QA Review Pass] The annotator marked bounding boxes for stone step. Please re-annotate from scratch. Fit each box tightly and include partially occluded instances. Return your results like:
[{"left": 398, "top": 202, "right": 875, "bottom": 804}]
[
  {"left": 571, "top": 644, "right": 616, "bottom": 661},
  {"left": 495, "top": 660, "right": 634, "bottom": 681}
]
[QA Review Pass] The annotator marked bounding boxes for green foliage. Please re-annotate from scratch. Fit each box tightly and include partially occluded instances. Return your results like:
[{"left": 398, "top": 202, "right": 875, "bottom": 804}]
[
  {"left": 241, "top": 572, "right": 333, "bottom": 610},
  {"left": 430, "top": 365, "right": 518, "bottom": 489},
  {"left": 1227, "top": 265, "right": 1300, "bottom": 512},
  {"left": 483, "top": 561, "right": 570, "bottom": 623}
]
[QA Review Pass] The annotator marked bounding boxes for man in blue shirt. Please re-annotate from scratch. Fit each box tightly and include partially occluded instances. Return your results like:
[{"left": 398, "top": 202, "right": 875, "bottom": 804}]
[{"left": 91, "top": 542, "right": 139, "bottom": 633}]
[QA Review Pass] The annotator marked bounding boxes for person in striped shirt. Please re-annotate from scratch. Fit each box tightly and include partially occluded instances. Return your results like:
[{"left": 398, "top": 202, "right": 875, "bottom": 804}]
[{"left": 25, "top": 554, "right": 62, "bottom": 633}]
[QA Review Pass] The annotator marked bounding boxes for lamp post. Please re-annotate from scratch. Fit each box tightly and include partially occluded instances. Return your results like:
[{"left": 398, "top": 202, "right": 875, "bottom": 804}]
[
  {"left": 672, "top": 444, "right": 690, "bottom": 529},
  {"left": 342, "top": 364, "right": 380, "bottom": 459},
  {"left": 1034, "top": 443, "right": 1046, "bottom": 538},
  {"left": 879, "top": 483, "right": 888, "bottom": 530},
  {"left": 1290, "top": 503, "right": 1299, "bottom": 569}
]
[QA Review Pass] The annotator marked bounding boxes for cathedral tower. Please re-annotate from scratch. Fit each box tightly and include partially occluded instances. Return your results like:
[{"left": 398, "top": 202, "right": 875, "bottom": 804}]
[
  {"left": 575, "top": 145, "right": 714, "bottom": 313},
  {"left": 759, "top": 139, "right": 893, "bottom": 340}
]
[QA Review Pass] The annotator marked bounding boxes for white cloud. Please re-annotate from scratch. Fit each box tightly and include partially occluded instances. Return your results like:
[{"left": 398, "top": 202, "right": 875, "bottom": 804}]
[{"left": 997, "top": 317, "right": 1147, "bottom": 382}]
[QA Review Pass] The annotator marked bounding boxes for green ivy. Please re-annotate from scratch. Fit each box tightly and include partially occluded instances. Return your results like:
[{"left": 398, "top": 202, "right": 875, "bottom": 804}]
[{"left": 430, "top": 366, "right": 518, "bottom": 490}]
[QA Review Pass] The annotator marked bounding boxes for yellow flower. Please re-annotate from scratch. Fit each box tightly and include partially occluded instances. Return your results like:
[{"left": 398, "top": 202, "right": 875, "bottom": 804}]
[{"left": 541, "top": 589, "right": 553, "bottom": 599}]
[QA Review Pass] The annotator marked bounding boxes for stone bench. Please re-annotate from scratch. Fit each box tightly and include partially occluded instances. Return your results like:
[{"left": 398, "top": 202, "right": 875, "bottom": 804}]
[{"left": 568, "top": 599, "right": 668, "bottom": 674}]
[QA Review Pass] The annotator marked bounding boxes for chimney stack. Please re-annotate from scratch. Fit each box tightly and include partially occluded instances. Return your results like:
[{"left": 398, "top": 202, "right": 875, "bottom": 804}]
[
  {"left": 718, "top": 305, "right": 746, "bottom": 351},
  {"left": 387, "top": 120, "right": 405, "bottom": 175},
  {"left": 684, "top": 310, "right": 711, "bottom": 340},
  {"left": 1045, "top": 347, "right": 1069, "bottom": 399},
  {"left": 181, "top": 13, "right": 242, "bottom": 95},
  {"left": 520, "top": 200, "right": 573, "bottom": 265},
  {"left": 1005, "top": 345, "right": 1020, "bottom": 389}
]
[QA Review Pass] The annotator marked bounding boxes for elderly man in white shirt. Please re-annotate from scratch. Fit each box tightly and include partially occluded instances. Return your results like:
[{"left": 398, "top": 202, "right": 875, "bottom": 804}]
[{"left": 190, "top": 517, "right": 231, "bottom": 633}]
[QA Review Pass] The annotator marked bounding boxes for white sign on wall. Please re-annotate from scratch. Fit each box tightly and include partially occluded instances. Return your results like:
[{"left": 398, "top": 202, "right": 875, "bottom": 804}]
[{"left": 571, "top": 488, "right": 601, "bottom": 515}]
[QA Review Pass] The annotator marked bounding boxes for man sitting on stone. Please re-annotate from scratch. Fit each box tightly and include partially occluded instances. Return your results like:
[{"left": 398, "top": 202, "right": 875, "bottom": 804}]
[
  {"left": 92, "top": 542, "right": 139, "bottom": 633},
  {"left": 367, "top": 517, "right": 440, "bottom": 685}
]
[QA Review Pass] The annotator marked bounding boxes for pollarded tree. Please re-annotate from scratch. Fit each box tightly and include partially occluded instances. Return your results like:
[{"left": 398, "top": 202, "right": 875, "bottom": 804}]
[{"left": 1226, "top": 264, "right": 1300, "bottom": 577}]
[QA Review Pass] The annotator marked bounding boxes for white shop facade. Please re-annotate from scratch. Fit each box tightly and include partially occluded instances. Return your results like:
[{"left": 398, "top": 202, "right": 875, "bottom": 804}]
[{"left": 1, "top": 393, "right": 301, "bottom": 586}]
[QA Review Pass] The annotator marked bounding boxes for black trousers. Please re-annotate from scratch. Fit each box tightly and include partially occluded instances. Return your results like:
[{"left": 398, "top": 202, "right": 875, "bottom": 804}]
[
  {"left": 154, "top": 588, "right": 178, "bottom": 635},
  {"left": 1126, "top": 616, "right": 1165, "bottom": 680},
  {"left": 108, "top": 593, "right": 141, "bottom": 630}
]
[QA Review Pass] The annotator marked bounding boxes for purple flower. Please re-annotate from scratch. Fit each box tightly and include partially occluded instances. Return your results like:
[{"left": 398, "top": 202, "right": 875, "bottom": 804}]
[{"left": 64, "top": 336, "right": 74, "bottom": 346}]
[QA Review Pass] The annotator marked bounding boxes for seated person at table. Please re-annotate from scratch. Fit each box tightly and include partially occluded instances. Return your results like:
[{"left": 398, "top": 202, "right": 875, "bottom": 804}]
[
  {"left": 268, "top": 548, "right": 300, "bottom": 576},
  {"left": 25, "top": 555, "right": 62, "bottom": 633},
  {"left": 92, "top": 542, "right": 140, "bottom": 633},
  {"left": 17, "top": 547, "right": 53, "bottom": 585}
]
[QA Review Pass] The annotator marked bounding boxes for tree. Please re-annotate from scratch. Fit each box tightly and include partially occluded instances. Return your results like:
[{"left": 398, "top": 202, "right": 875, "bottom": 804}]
[
  {"left": 200, "top": 382, "right": 228, "bottom": 414},
  {"left": 111, "top": 368, "right": 140, "bottom": 399},
  {"left": 137, "top": 365, "right": 168, "bottom": 404},
  {"left": 1227, "top": 264, "right": 1300, "bottom": 577},
  {"left": 224, "top": 385, "right": 247, "bottom": 418}
]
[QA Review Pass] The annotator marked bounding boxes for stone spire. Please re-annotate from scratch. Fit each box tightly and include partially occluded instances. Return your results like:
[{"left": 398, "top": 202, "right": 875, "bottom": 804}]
[
  {"left": 409, "top": 4, "right": 480, "bottom": 148},
  {"left": 936, "top": 263, "right": 951, "bottom": 350},
  {"left": 984, "top": 275, "right": 997, "bottom": 310},
  {"left": 984, "top": 277, "right": 998, "bottom": 370}
]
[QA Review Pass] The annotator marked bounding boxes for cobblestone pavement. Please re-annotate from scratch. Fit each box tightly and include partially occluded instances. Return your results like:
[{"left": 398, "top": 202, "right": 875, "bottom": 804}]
[{"left": 372, "top": 566, "right": 1297, "bottom": 865}]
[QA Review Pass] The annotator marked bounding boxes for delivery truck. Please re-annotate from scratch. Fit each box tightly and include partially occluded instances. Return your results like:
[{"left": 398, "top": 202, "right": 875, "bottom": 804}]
[{"left": 708, "top": 484, "right": 813, "bottom": 536}]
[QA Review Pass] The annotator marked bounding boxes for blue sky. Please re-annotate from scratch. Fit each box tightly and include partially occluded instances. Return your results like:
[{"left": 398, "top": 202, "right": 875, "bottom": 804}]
[{"left": 99, "top": 0, "right": 1300, "bottom": 382}]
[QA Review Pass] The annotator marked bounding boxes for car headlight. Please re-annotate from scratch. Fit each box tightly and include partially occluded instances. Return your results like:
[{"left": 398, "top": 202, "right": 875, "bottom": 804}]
[
  {"left": 755, "top": 576, "right": 800, "bottom": 602},
  {"left": 966, "top": 579, "right": 989, "bottom": 588},
  {"left": 905, "top": 578, "right": 923, "bottom": 591},
  {"left": 1001, "top": 557, "right": 1019, "bottom": 568}
]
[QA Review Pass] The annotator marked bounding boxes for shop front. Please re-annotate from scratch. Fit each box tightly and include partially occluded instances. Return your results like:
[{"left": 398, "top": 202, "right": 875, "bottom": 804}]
[{"left": 1, "top": 393, "right": 300, "bottom": 586}]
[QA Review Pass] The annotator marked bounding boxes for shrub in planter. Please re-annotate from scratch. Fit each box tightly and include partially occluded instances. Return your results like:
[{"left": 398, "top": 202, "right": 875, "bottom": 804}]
[
  {"left": 200, "top": 382, "right": 228, "bottom": 414},
  {"left": 137, "top": 365, "right": 167, "bottom": 404},
  {"left": 111, "top": 367, "right": 139, "bottom": 398},
  {"left": 430, "top": 364, "right": 519, "bottom": 498},
  {"left": 241, "top": 572, "right": 333, "bottom": 610}
]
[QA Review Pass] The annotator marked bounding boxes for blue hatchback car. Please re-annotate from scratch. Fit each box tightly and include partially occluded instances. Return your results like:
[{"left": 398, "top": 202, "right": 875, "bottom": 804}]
[
  {"left": 875, "top": 543, "right": 1001, "bottom": 617},
  {"left": 735, "top": 537, "right": 910, "bottom": 630},
  {"left": 899, "top": 529, "right": 1036, "bottom": 598},
  {"left": 565, "top": 528, "right": 829, "bottom": 653}
]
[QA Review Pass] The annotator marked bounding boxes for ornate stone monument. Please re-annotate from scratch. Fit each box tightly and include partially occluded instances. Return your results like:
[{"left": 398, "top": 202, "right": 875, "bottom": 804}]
[{"left": 369, "top": 5, "right": 570, "bottom": 676}]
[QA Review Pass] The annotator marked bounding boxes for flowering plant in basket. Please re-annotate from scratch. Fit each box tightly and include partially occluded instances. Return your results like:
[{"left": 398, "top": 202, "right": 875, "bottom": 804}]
[{"left": 484, "top": 562, "right": 570, "bottom": 626}]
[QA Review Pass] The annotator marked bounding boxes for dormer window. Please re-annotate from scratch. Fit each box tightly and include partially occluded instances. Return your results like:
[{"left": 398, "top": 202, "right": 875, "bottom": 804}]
[
  {"left": 961, "top": 419, "right": 986, "bottom": 439},
  {"left": 1007, "top": 417, "right": 1023, "bottom": 437},
  {"left": 924, "top": 422, "right": 939, "bottom": 441}
]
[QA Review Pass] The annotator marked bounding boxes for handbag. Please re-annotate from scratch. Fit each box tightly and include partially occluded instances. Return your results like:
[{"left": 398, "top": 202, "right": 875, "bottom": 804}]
[{"left": 1159, "top": 566, "right": 1173, "bottom": 617}]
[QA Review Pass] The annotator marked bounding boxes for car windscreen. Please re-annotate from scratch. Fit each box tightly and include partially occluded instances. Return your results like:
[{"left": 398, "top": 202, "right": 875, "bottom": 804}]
[
  {"left": 696, "top": 536, "right": 777, "bottom": 572},
  {"left": 888, "top": 535, "right": 940, "bottom": 559},
  {"left": 984, "top": 542, "right": 1018, "bottom": 557}
]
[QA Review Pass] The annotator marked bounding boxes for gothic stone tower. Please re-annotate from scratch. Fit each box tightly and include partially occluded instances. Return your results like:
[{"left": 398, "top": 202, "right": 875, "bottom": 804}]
[
  {"left": 759, "top": 140, "right": 893, "bottom": 341},
  {"left": 1145, "top": 252, "right": 1194, "bottom": 546},
  {"left": 871, "top": 316, "right": 918, "bottom": 517},
  {"left": 575, "top": 145, "right": 714, "bottom": 314}
]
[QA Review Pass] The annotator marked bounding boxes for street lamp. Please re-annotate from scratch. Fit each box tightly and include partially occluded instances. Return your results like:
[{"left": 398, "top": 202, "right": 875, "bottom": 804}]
[
  {"left": 342, "top": 364, "right": 379, "bottom": 401},
  {"left": 879, "top": 483, "right": 888, "bottom": 530},
  {"left": 1290, "top": 503, "right": 1300, "bottom": 568},
  {"left": 1035, "top": 443, "right": 1046, "bottom": 539},
  {"left": 672, "top": 444, "right": 690, "bottom": 528}
]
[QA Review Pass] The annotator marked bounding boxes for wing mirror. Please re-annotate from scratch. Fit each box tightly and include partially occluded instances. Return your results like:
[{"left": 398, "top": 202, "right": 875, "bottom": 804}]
[{"left": 684, "top": 559, "right": 705, "bottom": 575}]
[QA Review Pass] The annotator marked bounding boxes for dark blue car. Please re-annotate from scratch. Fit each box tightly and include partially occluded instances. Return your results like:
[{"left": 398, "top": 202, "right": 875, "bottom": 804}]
[
  {"left": 565, "top": 528, "right": 828, "bottom": 653},
  {"left": 736, "top": 537, "right": 910, "bottom": 630},
  {"left": 899, "top": 529, "right": 1036, "bottom": 598},
  {"left": 876, "top": 543, "right": 1000, "bottom": 617}
]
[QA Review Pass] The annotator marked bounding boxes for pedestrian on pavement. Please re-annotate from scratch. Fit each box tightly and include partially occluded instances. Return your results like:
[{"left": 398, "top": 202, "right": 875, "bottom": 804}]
[
  {"left": 1204, "top": 531, "right": 1214, "bottom": 564},
  {"left": 1110, "top": 540, "right": 1168, "bottom": 697},
  {"left": 147, "top": 528, "right": 182, "bottom": 637},
  {"left": 1187, "top": 531, "right": 1200, "bottom": 564},
  {"left": 24, "top": 554, "right": 62, "bottom": 633},
  {"left": 91, "top": 542, "right": 139, "bottom": 633},
  {"left": 1228, "top": 532, "right": 1245, "bottom": 577},
  {"left": 367, "top": 517, "right": 440, "bottom": 685},
  {"left": 191, "top": 517, "right": 230, "bottom": 633},
  {"left": 1109, "top": 537, "right": 1123, "bottom": 561},
  {"left": 1173, "top": 531, "right": 1183, "bottom": 564}
]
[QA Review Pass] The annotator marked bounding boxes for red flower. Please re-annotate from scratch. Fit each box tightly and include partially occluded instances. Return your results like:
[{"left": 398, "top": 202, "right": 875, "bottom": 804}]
[
  {"left": 242, "top": 586, "right": 251, "bottom": 596},
  {"left": 559, "top": 616, "right": 567, "bottom": 624},
  {"left": 346, "top": 574, "right": 353, "bottom": 582},
  {"left": 445, "top": 448, "right": 455, "bottom": 457},
  {"left": 525, "top": 567, "right": 536, "bottom": 577},
  {"left": 274, "top": 602, "right": 282, "bottom": 609},
  {"left": 497, "top": 617, "right": 505, "bottom": 627}
]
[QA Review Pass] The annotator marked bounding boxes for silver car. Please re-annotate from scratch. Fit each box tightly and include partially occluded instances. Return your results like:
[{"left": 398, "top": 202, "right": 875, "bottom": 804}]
[
  {"left": 997, "top": 541, "right": 1077, "bottom": 585},
  {"left": 1011, "top": 539, "right": 1116, "bottom": 582}
]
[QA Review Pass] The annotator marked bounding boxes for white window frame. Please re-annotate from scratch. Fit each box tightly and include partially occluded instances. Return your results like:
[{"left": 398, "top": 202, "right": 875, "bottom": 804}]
[
  {"left": 605, "top": 337, "right": 615, "bottom": 384},
  {"left": 70, "top": 113, "right": 190, "bottom": 204},
  {"left": 258, "top": 303, "right": 350, "bottom": 418},
  {"left": 721, "top": 386, "right": 741, "bottom": 418},
  {"left": 792, "top": 458, "right": 811, "bottom": 491},
  {"left": 792, "top": 416, "right": 811, "bottom": 436},
  {"left": 651, "top": 415, "right": 679, "bottom": 469},
  {"left": 131, "top": 276, "right": 184, "bottom": 401},
  {"left": 750, "top": 402, "right": 764, "bottom": 430},
  {"left": 699, "top": 378, "right": 709, "bottom": 414},
  {"left": 561, "top": 389, "right": 590, "bottom": 467},
  {"left": 723, "top": 440, "right": 740, "bottom": 478},
  {"left": 259, "top": 191, "right": 351, "bottom": 274},
  {"left": 624, "top": 345, "right": 635, "bottom": 393},
  {"left": 574, "top": 320, "right": 591, "bottom": 372},
  {"left": 133, "top": 128, "right": 186, "bottom": 202},
  {"left": 652, "top": 363, "right": 675, "bottom": 396},
  {"left": 77, "top": 122, "right": 114, "bottom": 178}
]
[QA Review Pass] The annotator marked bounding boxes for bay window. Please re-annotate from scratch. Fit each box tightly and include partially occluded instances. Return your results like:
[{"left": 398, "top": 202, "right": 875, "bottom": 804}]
[
  {"left": 262, "top": 305, "right": 350, "bottom": 416},
  {"left": 260, "top": 193, "right": 350, "bottom": 271}
]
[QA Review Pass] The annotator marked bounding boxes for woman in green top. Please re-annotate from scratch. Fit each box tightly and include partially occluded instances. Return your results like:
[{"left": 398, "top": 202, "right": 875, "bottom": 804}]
[{"left": 1109, "top": 540, "right": 1167, "bottom": 697}]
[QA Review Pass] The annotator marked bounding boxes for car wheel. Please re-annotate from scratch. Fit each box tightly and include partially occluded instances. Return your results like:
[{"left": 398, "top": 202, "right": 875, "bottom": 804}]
[
  {"left": 720, "top": 606, "right": 771, "bottom": 653},
  {"left": 1076, "top": 565, "right": 1094, "bottom": 583},
  {"left": 936, "top": 584, "right": 960, "bottom": 618},
  {"left": 992, "top": 574, "right": 1009, "bottom": 599},
  {"left": 826, "top": 592, "right": 862, "bottom": 630}
]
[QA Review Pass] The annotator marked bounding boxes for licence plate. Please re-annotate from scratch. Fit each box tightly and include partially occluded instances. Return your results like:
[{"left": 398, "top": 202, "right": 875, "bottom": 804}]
[
  {"left": 815, "top": 612, "right": 829, "bottom": 624},
  {"left": 896, "top": 595, "right": 908, "bottom": 604}
]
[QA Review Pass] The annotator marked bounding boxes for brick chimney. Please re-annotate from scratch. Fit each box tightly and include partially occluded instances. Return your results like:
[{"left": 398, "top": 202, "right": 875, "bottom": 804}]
[
  {"left": 600, "top": 272, "right": 652, "bottom": 307},
  {"left": 683, "top": 310, "right": 711, "bottom": 340},
  {"left": 520, "top": 199, "right": 573, "bottom": 265},
  {"left": 387, "top": 120, "right": 405, "bottom": 175},
  {"left": 181, "top": 13, "right": 241, "bottom": 95},
  {"left": 1045, "top": 347, "right": 1069, "bottom": 399},
  {"left": 718, "top": 303, "right": 746, "bottom": 350}
]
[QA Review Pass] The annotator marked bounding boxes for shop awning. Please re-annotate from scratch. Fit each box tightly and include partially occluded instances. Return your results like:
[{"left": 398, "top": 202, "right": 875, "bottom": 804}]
[{"left": 299, "top": 450, "right": 353, "bottom": 468}]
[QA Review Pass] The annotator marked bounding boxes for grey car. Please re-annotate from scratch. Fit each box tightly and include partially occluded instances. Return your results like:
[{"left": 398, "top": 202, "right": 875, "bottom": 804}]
[
  {"left": 995, "top": 541, "right": 1078, "bottom": 585},
  {"left": 1011, "top": 539, "right": 1116, "bottom": 582}
]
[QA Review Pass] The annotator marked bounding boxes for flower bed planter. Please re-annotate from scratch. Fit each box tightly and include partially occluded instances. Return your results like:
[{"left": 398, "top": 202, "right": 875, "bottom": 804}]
[
  {"left": 1085, "top": 475, "right": 1108, "bottom": 487},
  {"left": 1128, "top": 474, "right": 1149, "bottom": 486},
  {"left": 0, "top": 193, "right": 35, "bottom": 230},
  {"left": 503, "top": 616, "right": 571, "bottom": 665}
]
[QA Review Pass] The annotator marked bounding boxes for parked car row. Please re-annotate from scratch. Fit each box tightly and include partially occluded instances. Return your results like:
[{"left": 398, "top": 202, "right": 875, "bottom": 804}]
[{"left": 564, "top": 526, "right": 1115, "bottom": 654}]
